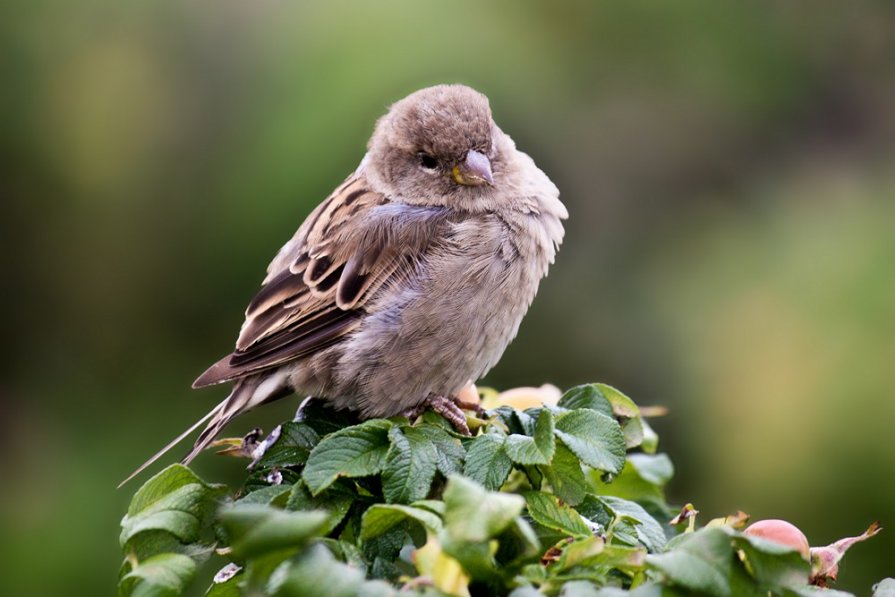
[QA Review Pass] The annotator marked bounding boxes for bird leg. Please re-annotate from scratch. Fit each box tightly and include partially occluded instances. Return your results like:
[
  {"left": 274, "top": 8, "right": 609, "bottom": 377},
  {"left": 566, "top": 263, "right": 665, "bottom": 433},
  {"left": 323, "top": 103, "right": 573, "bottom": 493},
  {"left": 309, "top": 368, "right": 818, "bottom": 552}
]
[{"left": 404, "top": 393, "right": 479, "bottom": 435}]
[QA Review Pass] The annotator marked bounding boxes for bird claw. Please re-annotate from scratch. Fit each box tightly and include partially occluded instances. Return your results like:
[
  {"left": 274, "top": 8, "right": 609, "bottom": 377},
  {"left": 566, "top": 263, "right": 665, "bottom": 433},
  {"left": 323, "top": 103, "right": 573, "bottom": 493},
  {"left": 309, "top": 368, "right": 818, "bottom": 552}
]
[
  {"left": 453, "top": 398, "right": 486, "bottom": 418},
  {"left": 404, "top": 394, "right": 475, "bottom": 435}
]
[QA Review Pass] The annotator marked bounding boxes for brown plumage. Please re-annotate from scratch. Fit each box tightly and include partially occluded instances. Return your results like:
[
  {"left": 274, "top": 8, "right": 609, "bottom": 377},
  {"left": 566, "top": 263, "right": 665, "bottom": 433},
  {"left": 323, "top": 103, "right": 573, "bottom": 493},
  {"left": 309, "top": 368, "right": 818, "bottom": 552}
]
[{"left": 121, "top": 84, "right": 567, "bottom": 486}]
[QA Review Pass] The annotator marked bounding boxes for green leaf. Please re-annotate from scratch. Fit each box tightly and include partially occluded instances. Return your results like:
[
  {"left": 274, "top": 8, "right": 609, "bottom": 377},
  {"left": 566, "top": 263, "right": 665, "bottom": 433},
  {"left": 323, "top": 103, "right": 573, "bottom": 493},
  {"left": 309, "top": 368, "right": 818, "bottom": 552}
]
[
  {"left": 640, "top": 417, "right": 660, "bottom": 454},
  {"left": 552, "top": 535, "right": 606, "bottom": 572},
  {"left": 412, "top": 499, "right": 446, "bottom": 517},
  {"left": 589, "top": 464, "right": 667, "bottom": 516},
  {"left": 505, "top": 408, "right": 556, "bottom": 465},
  {"left": 319, "top": 538, "right": 367, "bottom": 570},
  {"left": 242, "top": 468, "right": 301, "bottom": 497},
  {"left": 381, "top": 426, "right": 438, "bottom": 504},
  {"left": 523, "top": 491, "right": 591, "bottom": 538},
  {"left": 360, "top": 523, "right": 409, "bottom": 567},
  {"left": 268, "top": 543, "right": 396, "bottom": 597},
  {"left": 595, "top": 383, "right": 638, "bottom": 417},
  {"left": 438, "top": 476, "right": 530, "bottom": 580},
  {"left": 543, "top": 442, "right": 587, "bottom": 506},
  {"left": 734, "top": 533, "right": 809, "bottom": 588},
  {"left": 442, "top": 475, "right": 524, "bottom": 543},
  {"left": 415, "top": 423, "right": 465, "bottom": 476},
  {"left": 120, "top": 464, "right": 227, "bottom": 549},
  {"left": 554, "top": 410, "right": 626, "bottom": 475},
  {"left": 549, "top": 540, "right": 646, "bottom": 582},
  {"left": 360, "top": 503, "right": 443, "bottom": 541},
  {"left": 218, "top": 503, "right": 329, "bottom": 559},
  {"left": 646, "top": 528, "right": 734, "bottom": 596},
  {"left": 596, "top": 383, "right": 645, "bottom": 449},
  {"left": 599, "top": 496, "right": 667, "bottom": 552},
  {"left": 499, "top": 517, "right": 543, "bottom": 563},
  {"left": 119, "top": 552, "right": 197, "bottom": 597},
  {"left": 122, "top": 510, "right": 199, "bottom": 550},
  {"left": 649, "top": 527, "right": 814, "bottom": 596},
  {"left": 558, "top": 384, "right": 614, "bottom": 418},
  {"left": 462, "top": 430, "right": 513, "bottom": 491},
  {"left": 285, "top": 480, "right": 354, "bottom": 535},
  {"left": 627, "top": 453, "right": 673, "bottom": 486},
  {"left": 596, "top": 544, "right": 649, "bottom": 574},
  {"left": 589, "top": 455, "right": 674, "bottom": 520},
  {"left": 255, "top": 421, "right": 320, "bottom": 469},
  {"left": 517, "top": 563, "right": 548, "bottom": 585},
  {"left": 494, "top": 406, "right": 542, "bottom": 439},
  {"left": 125, "top": 465, "right": 208, "bottom": 517},
  {"left": 302, "top": 419, "right": 392, "bottom": 495},
  {"left": 236, "top": 485, "right": 292, "bottom": 506}
]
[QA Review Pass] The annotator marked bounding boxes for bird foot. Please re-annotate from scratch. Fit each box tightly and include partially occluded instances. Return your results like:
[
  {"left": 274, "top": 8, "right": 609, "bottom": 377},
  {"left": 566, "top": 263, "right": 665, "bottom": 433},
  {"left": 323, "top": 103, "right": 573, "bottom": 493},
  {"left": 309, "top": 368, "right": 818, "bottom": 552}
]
[{"left": 404, "top": 393, "right": 481, "bottom": 435}]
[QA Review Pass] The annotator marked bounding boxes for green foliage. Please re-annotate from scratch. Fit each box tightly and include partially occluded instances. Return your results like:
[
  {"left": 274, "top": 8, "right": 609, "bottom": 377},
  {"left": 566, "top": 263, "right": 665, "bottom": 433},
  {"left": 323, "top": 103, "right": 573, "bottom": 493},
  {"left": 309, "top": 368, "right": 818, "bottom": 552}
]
[
  {"left": 119, "top": 384, "right": 878, "bottom": 596},
  {"left": 302, "top": 419, "right": 392, "bottom": 495}
]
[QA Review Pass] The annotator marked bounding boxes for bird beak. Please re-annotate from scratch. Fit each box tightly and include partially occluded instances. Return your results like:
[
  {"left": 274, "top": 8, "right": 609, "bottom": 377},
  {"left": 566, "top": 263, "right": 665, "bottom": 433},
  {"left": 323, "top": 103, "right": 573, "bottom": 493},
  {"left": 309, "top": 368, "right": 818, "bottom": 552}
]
[{"left": 452, "top": 150, "right": 494, "bottom": 186}]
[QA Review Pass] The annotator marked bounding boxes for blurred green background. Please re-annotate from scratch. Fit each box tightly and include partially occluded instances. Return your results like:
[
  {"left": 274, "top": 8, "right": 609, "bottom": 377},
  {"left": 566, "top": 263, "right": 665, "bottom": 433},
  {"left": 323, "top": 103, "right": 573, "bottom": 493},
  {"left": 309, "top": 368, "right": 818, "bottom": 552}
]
[{"left": 3, "top": 0, "right": 894, "bottom": 594}]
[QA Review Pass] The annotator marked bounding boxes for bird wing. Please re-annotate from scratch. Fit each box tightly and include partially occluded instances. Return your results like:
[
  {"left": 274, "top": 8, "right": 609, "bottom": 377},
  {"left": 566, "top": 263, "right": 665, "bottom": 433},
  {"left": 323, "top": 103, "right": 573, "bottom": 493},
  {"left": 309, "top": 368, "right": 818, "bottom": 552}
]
[{"left": 193, "top": 174, "right": 448, "bottom": 388}]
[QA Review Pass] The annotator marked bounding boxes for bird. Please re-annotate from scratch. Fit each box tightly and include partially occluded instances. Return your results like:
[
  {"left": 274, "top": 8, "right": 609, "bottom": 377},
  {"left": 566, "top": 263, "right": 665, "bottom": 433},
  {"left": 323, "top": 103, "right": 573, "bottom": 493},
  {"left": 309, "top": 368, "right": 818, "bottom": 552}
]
[{"left": 121, "top": 84, "right": 567, "bottom": 486}]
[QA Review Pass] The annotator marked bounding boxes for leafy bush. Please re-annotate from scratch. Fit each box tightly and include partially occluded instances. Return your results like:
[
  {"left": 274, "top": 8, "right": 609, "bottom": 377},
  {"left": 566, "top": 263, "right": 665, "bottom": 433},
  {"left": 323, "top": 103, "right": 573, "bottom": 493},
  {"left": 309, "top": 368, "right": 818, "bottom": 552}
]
[{"left": 118, "top": 383, "right": 887, "bottom": 596}]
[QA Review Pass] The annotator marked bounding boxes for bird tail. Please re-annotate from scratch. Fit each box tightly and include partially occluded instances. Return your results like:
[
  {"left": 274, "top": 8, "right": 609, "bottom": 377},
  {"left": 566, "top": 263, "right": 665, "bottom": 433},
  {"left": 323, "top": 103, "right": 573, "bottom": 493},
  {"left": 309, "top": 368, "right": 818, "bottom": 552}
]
[
  {"left": 178, "top": 377, "right": 262, "bottom": 467},
  {"left": 117, "top": 378, "right": 262, "bottom": 489}
]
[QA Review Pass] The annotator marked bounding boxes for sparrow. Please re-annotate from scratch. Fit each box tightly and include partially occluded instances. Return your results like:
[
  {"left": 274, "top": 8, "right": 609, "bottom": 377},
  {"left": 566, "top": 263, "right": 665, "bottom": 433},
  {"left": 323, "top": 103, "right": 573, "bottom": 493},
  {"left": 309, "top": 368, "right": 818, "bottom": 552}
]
[{"left": 122, "top": 84, "right": 567, "bottom": 486}]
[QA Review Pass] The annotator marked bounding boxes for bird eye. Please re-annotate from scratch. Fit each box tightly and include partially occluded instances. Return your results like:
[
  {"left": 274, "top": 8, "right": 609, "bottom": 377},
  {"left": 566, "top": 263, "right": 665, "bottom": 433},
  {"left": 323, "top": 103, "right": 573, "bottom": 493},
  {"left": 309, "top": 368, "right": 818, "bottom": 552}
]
[{"left": 417, "top": 152, "right": 438, "bottom": 170}]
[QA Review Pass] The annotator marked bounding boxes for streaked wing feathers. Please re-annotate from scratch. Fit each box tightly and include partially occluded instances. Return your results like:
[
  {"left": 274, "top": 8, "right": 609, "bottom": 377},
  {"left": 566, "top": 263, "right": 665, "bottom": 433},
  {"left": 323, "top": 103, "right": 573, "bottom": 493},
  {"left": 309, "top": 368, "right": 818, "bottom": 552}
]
[{"left": 193, "top": 175, "right": 446, "bottom": 388}]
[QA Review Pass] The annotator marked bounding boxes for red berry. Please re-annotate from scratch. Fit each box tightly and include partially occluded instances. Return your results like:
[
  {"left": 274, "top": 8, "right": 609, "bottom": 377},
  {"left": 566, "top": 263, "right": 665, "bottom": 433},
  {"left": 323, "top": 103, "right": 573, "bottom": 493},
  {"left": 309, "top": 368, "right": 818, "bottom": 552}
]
[{"left": 744, "top": 519, "right": 810, "bottom": 559}]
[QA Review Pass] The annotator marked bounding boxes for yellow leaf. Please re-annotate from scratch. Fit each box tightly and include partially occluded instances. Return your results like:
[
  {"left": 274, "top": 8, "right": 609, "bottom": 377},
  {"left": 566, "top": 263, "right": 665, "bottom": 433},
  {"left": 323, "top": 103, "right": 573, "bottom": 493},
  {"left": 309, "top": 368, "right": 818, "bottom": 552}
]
[{"left": 412, "top": 534, "right": 471, "bottom": 597}]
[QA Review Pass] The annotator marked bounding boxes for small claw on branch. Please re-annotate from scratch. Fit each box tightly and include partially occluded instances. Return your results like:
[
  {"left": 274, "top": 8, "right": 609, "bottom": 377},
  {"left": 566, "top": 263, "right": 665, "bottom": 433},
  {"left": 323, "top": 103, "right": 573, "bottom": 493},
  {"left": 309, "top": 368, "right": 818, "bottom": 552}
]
[{"left": 404, "top": 393, "right": 476, "bottom": 435}]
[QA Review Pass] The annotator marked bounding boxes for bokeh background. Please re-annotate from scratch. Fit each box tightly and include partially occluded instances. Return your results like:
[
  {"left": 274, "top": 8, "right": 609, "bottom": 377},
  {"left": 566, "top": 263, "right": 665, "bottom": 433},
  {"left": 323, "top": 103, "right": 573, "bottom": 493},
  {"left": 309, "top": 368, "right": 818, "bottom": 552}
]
[{"left": 3, "top": 0, "right": 894, "bottom": 594}]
